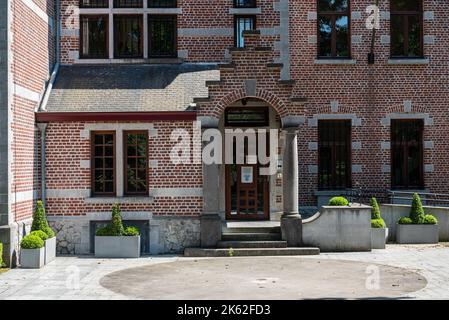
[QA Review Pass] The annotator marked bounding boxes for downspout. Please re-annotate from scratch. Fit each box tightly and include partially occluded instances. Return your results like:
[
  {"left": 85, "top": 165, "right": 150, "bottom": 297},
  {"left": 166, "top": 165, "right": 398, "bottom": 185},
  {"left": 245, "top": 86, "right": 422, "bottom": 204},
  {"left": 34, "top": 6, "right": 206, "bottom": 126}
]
[{"left": 38, "top": 0, "right": 61, "bottom": 205}]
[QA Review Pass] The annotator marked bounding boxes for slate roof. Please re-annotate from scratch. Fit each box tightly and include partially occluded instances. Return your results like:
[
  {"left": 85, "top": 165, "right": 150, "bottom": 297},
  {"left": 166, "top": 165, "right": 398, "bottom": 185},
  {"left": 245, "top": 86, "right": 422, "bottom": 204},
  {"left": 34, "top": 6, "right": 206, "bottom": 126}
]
[{"left": 44, "top": 64, "right": 220, "bottom": 113}]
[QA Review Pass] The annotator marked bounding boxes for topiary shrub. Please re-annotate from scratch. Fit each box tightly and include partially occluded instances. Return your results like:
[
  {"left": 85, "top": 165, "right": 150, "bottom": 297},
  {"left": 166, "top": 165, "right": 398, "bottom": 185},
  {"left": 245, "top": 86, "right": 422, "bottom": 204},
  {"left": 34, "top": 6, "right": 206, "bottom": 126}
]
[
  {"left": 423, "top": 214, "right": 438, "bottom": 225},
  {"left": 20, "top": 235, "right": 44, "bottom": 249},
  {"left": 95, "top": 204, "right": 139, "bottom": 237},
  {"left": 371, "top": 218, "right": 386, "bottom": 229},
  {"left": 110, "top": 204, "right": 125, "bottom": 236},
  {"left": 30, "top": 230, "right": 48, "bottom": 241},
  {"left": 31, "top": 200, "right": 55, "bottom": 238},
  {"left": 328, "top": 196, "right": 349, "bottom": 206},
  {"left": 409, "top": 193, "right": 425, "bottom": 224},
  {"left": 124, "top": 226, "right": 140, "bottom": 237},
  {"left": 398, "top": 217, "right": 413, "bottom": 225}
]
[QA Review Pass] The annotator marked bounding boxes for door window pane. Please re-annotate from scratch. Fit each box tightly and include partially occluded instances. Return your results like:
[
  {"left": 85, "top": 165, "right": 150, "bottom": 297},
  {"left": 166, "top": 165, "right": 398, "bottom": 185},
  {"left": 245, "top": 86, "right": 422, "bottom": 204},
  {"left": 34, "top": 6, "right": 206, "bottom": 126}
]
[
  {"left": 91, "top": 132, "right": 116, "bottom": 196},
  {"left": 124, "top": 131, "right": 148, "bottom": 195}
]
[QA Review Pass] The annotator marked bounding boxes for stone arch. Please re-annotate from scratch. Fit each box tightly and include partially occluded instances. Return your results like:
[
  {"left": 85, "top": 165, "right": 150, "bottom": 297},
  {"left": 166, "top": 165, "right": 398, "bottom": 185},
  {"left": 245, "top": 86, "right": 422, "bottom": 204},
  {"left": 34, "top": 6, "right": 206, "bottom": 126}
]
[{"left": 214, "top": 88, "right": 290, "bottom": 120}]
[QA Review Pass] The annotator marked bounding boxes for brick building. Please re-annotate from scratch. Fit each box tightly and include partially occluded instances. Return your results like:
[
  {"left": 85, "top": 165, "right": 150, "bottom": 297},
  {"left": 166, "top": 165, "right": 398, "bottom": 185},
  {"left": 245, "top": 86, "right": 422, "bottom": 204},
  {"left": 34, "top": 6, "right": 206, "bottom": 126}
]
[{"left": 1, "top": 0, "right": 448, "bottom": 264}]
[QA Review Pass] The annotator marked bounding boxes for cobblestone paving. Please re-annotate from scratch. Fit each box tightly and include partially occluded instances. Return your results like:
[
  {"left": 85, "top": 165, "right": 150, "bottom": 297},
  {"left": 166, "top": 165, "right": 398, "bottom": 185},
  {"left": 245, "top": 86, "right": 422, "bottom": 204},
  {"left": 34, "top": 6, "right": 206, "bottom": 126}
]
[{"left": 0, "top": 244, "right": 448, "bottom": 300}]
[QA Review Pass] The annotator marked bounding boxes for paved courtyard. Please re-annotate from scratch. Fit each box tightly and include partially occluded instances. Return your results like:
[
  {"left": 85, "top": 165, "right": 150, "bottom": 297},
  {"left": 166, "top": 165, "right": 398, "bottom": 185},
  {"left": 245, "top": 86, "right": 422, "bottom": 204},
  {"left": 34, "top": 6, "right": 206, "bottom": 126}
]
[{"left": 0, "top": 244, "right": 448, "bottom": 300}]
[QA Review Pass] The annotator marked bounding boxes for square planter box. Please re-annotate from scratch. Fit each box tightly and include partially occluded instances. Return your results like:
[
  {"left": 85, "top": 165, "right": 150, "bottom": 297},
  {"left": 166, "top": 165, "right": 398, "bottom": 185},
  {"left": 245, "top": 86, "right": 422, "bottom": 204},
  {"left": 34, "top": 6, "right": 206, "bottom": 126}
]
[
  {"left": 20, "top": 247, "right": 45, "bottom": 269},
  {"left": 396, "top": 224, "right": 439, "bottom": 244},
  {"left": 95, "top": 236, "right": 141, "bottom": 258},
  {"left": 45, "top": 237, "right": 56, "bottom": 264},
  {"left": 371, "top": 228, "right": 388, "bottom": 249}
]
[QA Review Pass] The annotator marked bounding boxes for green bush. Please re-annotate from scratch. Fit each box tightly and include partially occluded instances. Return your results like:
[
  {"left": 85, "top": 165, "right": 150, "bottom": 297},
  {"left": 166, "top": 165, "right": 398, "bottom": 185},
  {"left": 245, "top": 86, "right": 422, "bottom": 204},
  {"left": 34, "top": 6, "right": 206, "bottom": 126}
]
[
  {"left": 328, "top": 196, "right": 349, "bottom": 206},
  {"left": 20, "top": 235, "right": 44, "bottom": 249},
  {"left": 410, "top": 193, "right": 425, "bottom": 224},
  {"left": 31, "top": 200, "right": 55, "bottom": 238},
  {"left": 124, "top": 226, "right": 140, "bottom": 237},
  {"left": 371, "top": 218, "right": 386, "bottom": 229},
  {"left": 0, "top": 243, "right": 3, "bottom": 268},
  {"left": 30, "top": 230, "right": 48, "bottom": 241},
  {"left": 398, "top": 217, "right": 413, "bottom": 225},
  {"left": 423, "top": 214, "right": 438, "bottom": 225},
  {"left": 370, "top": 198, "right": 381, "bottom": 219},
  {"left": 95, "top": 204, "right": 139, "bottom": 237}
]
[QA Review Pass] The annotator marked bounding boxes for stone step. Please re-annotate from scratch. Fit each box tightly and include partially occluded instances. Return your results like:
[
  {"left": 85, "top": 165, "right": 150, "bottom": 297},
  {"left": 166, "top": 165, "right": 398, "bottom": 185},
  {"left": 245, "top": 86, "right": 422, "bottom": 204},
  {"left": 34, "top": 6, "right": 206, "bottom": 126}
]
[
  {"left": 217, "top": 241, "right": 287, "bottom": 249},
  {"left": 223, "top": 226, "right": 281, "bottom": 234},
  {"left": 184, "top": 247, "right": 320, "bottom": 257},
  {"left": 222, "top": 233, "right": 282, "bottom": 241}
]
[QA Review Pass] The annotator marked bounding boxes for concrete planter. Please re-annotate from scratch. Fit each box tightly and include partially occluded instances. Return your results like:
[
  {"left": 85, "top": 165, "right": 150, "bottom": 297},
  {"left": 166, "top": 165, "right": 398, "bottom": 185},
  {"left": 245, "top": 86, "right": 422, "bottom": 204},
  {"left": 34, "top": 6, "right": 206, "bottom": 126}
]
[
  {"left": 20, "top": 247, "right": 45, "bottom": 269},
  {"left": 44, "top": 237, "right": 56, "bottom": 264},
  {"left": 371, "top": 228, "right": 388, "bottom": 249},
  {"left": 95, "top": 236, "right": 141, "bottom": 258},
  {"left": 396, "top": 224, "right": 439, "bottom": 244}
]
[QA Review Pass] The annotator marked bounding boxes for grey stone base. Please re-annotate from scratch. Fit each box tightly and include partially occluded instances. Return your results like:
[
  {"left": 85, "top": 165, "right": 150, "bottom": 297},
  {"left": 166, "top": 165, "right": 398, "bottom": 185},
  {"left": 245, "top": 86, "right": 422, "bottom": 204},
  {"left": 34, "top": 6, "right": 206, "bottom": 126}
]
[
  {"left": 49, "top": 214, "right": 200, "bottom": 255},
  {"left": 45, "top": 237, "right": 57, "bottom": 264},
  {"left": 95, "top": 236, "right": 140, "bottom": 258},
  {"left": 0, "top": 220, "right": 32, "bottom": 268},
  {"left": 20, "top": 247, "right": 45, "bottom": 269},
  {"left": 281, "top": 214, "right": 303, "bottom": 247},
  {"left": 200, "top": 214, "right": 222, "bottom": 248}
]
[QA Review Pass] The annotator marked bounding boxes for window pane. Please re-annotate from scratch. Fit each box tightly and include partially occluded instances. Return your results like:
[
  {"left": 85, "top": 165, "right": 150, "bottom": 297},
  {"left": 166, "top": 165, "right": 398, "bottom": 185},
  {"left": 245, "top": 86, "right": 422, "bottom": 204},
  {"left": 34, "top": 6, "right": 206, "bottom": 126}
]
[
  {"left": 80, "top": 16, "right": 108, "bottom": 59},
  {"left": 235, "top": 16, "right": 255, "bottom": 48},
  {"left": 234, "top": 0, "right": 256, "bottom": 7},
  {"left": 391, "top": 15, "right": 405, "bottom": 56},
  {"left": 225, "top": 107, "right": 269, "bottom": 127},
  {"left": 391, "top": 0, "right": 420, "bottom": 11},
  {"left": 318, "top": 16, "right": 332, "bottom": 56},
  {"left": 407, "top": 15, "right": 421, "bottom": 56},
  {"left": 148, "top": 0, "right": 177, "bottom": 7},
  {"left": 114, "top": 0, "right": 143, "bottom": 8},
  {"left": 80, "top": 0, "right": 109, "bottom": 8},
  {"left": 92, "top": 132, "right": 115, "bottom": 196},
  {"left": 391, "top": 120, "right": 424, "bottom": 188},
  {"left": 318, "top": 0, "right": 348, "bottom": 12},
  {"left": 335, "top": 15, "right": 349, "bottom": 56},
  {"left": 318, "top": 121, "right": 351, "bottom": 190},
  {"left": 149, "top": 15, "right": 177, "bottom": 57},
  {"left": 114, "top": 15, "right": 143, "bottom": 58},
  {"left": 125, "top": 132, "right": 148, "bottom": 195}
]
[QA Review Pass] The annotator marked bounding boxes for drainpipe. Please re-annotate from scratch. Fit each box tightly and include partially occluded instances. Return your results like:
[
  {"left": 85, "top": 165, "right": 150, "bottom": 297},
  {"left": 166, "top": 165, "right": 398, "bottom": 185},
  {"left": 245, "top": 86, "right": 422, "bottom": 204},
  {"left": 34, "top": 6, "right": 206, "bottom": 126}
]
[{"left": 37, "top": 123, "right": 48, "bottom": 205}]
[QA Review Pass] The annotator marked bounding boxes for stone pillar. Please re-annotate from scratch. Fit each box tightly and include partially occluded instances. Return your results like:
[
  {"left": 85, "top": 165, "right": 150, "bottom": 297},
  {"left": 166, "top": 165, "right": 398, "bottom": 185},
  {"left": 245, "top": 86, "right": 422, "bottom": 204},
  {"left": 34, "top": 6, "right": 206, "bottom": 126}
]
[
  {"left": 281, "top": 127, "right": 302, "bottom": 246},
  {"left": 199, "top": 117, "right": 222, "bottom": 247}
]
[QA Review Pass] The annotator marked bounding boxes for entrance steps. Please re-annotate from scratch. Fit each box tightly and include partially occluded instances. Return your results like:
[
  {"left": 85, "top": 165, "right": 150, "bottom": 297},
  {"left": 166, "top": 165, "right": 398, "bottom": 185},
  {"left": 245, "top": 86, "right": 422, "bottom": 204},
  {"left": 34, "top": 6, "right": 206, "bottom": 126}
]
[{"left": 184, "top": 221, "right": 320, "bottom": 257}]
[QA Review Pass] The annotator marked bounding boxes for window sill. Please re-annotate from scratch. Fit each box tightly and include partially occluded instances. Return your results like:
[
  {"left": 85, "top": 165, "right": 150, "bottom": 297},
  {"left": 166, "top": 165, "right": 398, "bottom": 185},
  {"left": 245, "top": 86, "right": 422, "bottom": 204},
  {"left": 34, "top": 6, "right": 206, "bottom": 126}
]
[
  {"left": 229, "top": 7, "right": 261, "bottom": 15},
  {"left": 388, "top": 58, "right": 429, "bottom": 65},
  {"left": 76, "top": 58, "right": 183, "bottom": 64},
  {"left": 78, "top": 8, "right": 182, "bottom": 14},
  {"left": 85, "top": 196, "right": 154, "bottom": 204},
  {"left": 314, "top": 59, "right": 357, "bottom": 65}
]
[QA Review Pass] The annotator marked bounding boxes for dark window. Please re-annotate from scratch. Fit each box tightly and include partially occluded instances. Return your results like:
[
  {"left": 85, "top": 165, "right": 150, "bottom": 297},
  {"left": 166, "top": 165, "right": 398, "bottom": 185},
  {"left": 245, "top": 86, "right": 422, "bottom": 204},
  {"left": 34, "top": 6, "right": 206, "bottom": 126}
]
[
  {"left": 91, "top": 132, "right": 116, "bottom": 196},
  {"left": 114, "top": 15, "right": 143, "bottom": 58},
  {"left": 390, "top": 0, "right": 423, "bottom": 57},
  {"left": 234, "top": 0, "right": 256, "bottom": 8},
  {"left": 124, "top": 131, "right": 149, "bottom": 195},
  {"left": 234, "top": 16, "right": 256, "bottom": 48},
  {"left": 148, "top": 15, "right": 177, "bottom": 58},
  {"left": 225, "top": 107, "right": 269, "bottom": 127},
  {"left": 391, "top": 120, "right": 424, "bottom": 189},
  {"left": 317, "top": 0, "right": 350, "bottom": 58},
  {"left": 114, "top": 0, "right": 143, "bottom": 7},
  {"left": 80, "top": 0, "right": 109, "bottom": 8},
  {"left": 80, "top": 15, "right": 108, "bottom": 59},
  {"left": 318, "top": 120, "right": 351, "bottom": 190},
  {"left": 148, "top": 0, "right": 177, "bottom": 7}
]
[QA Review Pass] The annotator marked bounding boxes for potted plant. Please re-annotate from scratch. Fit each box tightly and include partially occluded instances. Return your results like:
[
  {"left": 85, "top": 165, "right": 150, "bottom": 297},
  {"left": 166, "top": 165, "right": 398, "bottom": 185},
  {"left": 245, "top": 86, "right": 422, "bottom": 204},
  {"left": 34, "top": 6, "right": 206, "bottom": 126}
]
[
  {"left": 31, "top": 200, "right": 56, "bottom": 264},
  {"left": 94, "top": 204, "right": 141, "bottom": 258},
  {"left": 396, "top": 193, "right": 439, "bottom": 244},
  {"left": 370, "top": 197, "right": 388, "bottom": 249},
  {"left": 328, "top": 196, "right": 349, "bottom": 206},
  {"left": 20, "top": 234, "right": 45, "bottom": 268}
]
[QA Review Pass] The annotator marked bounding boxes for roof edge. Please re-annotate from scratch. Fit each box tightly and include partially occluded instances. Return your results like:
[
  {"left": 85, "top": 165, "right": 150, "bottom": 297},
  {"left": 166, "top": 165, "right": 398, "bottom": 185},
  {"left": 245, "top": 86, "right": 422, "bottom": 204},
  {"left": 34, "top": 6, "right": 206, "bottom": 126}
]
[{"left": 35, "top": 111, "right": 197, "bottom": 122}]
